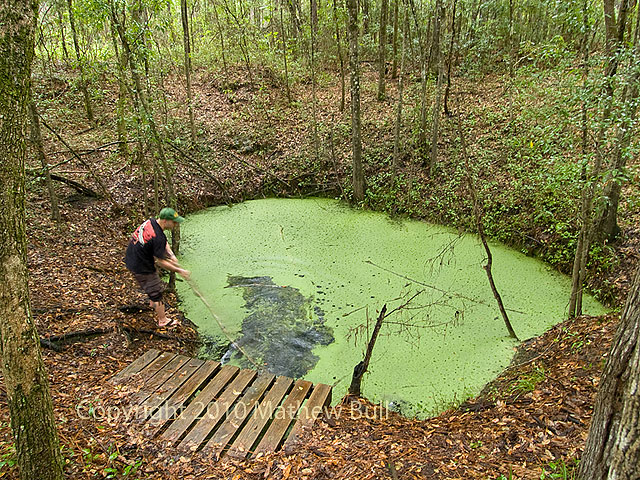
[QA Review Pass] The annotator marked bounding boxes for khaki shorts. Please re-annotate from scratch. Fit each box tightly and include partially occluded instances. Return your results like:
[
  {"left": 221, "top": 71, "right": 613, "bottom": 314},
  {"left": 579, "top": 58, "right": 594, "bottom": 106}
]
[{"left": 133, "top": 272, "right": 165, "bottom": 302}]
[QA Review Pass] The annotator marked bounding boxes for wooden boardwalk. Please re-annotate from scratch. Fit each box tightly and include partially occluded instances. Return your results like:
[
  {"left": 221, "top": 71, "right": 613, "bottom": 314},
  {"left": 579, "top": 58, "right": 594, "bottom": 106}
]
[{"left": 110, "top": 349, "right": 332, "bottom": 459}]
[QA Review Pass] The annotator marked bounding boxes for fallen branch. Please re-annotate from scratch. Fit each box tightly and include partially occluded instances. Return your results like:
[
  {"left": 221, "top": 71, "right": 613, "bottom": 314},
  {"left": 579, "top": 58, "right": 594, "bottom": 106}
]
[
  {"left": 38, "top": 114, "right": 119, "bottom": 208},
  {"left": 164, "top": 139, "right": 234, "bottom": 203},
  {"left": 27, "top": 169, "right": 99, "bottom": 197},
  {"left": 226, "top": 148, "right": 293, "bottom": 189},
  {"left": 38, "top": 325, "right": 198, "bottom": 351}
]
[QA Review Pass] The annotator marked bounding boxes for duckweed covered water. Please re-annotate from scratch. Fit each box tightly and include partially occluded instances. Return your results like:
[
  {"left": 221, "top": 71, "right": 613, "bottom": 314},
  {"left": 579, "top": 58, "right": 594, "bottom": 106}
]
[{"left": 176, "top": 198, "right": 606, "bottom": 417}]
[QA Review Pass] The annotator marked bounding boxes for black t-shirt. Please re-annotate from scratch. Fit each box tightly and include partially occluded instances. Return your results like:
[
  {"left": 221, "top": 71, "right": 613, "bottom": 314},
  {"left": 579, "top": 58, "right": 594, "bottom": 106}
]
[{"left": 125, "top": 218, "right": 168, "bottom": 274}]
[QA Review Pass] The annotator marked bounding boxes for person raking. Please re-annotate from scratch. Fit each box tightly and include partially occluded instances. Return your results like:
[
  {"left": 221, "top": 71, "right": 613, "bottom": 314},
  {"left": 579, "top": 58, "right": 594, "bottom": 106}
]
[{"left": 125, "top": 208, "right": 191, "bottom": 327}]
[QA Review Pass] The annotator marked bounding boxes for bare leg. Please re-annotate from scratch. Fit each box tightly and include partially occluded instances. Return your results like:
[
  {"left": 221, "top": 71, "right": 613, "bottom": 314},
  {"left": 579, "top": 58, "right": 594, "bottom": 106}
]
[{"left": 151, "top": 300, "right": 169, "bottom": 326}]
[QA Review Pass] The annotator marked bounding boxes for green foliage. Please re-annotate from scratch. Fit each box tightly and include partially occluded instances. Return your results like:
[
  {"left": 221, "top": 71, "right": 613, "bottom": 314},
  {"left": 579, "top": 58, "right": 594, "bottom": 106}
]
[
  {"left": 539, "top": 458, "right": 579, "bottom": 479},
  {"left": 508, "top": 364, "right": 546, "bottom": 396}
]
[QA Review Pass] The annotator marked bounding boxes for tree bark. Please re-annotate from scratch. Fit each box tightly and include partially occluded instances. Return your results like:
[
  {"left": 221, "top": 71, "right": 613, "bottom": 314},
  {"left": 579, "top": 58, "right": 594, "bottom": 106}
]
[
  {"left": 0, "top": 0, "right": 65, "bottom": 477},
  {"left": 578, "top": 265, "right": 640, "bottom": 479},
  {"left": 346, "top": 0, "right": 365, "bottom": 201}
]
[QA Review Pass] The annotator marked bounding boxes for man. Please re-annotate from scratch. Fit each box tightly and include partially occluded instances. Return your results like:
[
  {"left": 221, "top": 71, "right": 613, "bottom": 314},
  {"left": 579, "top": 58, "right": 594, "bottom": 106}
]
[{"left": 125, "top": 207, "right": 191, "bottom": 327}]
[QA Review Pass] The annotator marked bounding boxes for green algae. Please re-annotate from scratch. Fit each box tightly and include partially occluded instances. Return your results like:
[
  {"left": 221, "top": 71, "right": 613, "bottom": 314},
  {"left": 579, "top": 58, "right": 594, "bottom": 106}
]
[{"left": 176, "top": 198, "right": 606, "bottom": 417}]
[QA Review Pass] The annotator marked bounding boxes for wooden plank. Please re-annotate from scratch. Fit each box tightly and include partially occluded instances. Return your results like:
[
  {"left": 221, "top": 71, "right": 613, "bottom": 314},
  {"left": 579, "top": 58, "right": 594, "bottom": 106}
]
[
  {"left": 253, "top": 379, "right": 312, "bottom": 456},
  {"left": 161, "top": 365, "right": 239, "bottom": 445},
  {"left": 133, "top": 351, "right": 177, "bottom": 383},
  {"left": 131, "top": 355, "right": 189, "bottom": 405},
  {"left": 283, "top": 383, "right": 332, "bottom": 450},
  {"left": 204, "top": 372, "right": 276, "bottom": 456},
  {"left": 109, "top": 349, "right": 160, "bottom": 384},
  {"left": 226, "top": 375, "right": 293, "bottom": 459},
  {"left": 147, "top": 360, "right": 220, "bottom": 428},
  {"left": 137, "top": 357, "right": 204, "bottom": 421},
  {"left": 179, "top": 369, "right": 257, "bottom": 452}
]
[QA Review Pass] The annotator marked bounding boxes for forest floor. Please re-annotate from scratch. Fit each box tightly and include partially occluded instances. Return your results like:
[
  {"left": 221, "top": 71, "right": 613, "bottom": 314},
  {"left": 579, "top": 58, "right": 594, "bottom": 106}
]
[{"left": 0, "top": 63, "right": 639, "bottom": 479}]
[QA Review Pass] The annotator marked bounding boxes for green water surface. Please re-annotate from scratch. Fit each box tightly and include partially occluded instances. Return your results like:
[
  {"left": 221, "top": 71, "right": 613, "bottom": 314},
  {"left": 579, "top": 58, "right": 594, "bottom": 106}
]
[{"left": 176, "top": 198, "right": 606, "bottom": 416}]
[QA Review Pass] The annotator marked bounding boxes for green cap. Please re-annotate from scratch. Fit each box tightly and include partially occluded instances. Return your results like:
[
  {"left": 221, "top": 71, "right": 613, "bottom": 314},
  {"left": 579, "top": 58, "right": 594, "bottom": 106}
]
[{"left": 158, "top": 207, "right": 185, "bottom": 223}]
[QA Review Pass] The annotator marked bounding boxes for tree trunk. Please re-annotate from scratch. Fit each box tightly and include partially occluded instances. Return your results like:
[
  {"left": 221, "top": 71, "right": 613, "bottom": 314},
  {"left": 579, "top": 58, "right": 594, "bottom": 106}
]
[
  {"left": 569, "top": 0, "right": 591, "bottom": 318},
  {"left": 280, "top": 4, "right": 292, "bottom": 103},
  {"left": 0, "top": 0, "right": 65, "bottom": 477},
  {"left": 346, "top": 0, "right": 365, "bottom": 202},
  {"left": 457, "top": 115, "right": 518, "bottom": 340},
  {"left": 181, "top": 0, "right": 197, "bottom": 143},
  {"left": 67, "top": 0, "right": 94, "bottom": 124},
  {"left": 391, "top": 0, "right": 398, "bottom": 78},
  {"left": 28, "top": 100, "right": 60, "bottom": 222},
  {"left": 392, "top": 4, "right": 408, "bottom": 178},
  {"left": 362, "top": 0, "right": 369, "bottom": 34},
  {"left": 309, "top": 0, "right": 320, "bottom": 162},
  {"left": 596, "top": 2, "right": 640, "bottom": 242},
  {"left": 332, "top": 0, "right": 346, "bottom": 111},
  {"left": 285, "top": 0, "right": 301, "bottom": 41},
  {"left": 212, "top": 1, "right": 228, "bottom": 75},
  {"left": 377, "top": 0, "right": 389, "bottom": 100},
  {"left": 311, "top": 0, "right": 318, "bottom": 34},
  {"left": 109, "top": 20, "right": 130, "bottom": 162},
  {"left": 443, "top": 0, "right": 457, "bottom": 116},
  {"left": 578, "top": 265, "right": 640, "bottom": 479},
  {"left": 348, "top": 305, "right": 387, "bottom": 397},
  {"left": 428, "top": 0, "right": 444, "bottom": 174},
  {"left": 56, "top": 7, "right": 69, "bottom": 60}
]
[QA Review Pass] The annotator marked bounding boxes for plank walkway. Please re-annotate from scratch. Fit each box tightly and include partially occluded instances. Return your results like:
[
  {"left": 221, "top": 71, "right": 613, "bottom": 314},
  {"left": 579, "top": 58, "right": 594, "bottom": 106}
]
[{"left": 110, "top": 349, "right": 332, "bottom": 459}]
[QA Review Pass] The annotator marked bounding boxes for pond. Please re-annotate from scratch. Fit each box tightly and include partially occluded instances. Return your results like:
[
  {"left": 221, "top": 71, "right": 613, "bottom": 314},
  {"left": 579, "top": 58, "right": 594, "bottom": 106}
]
[{"left": 176, "top": 198, "right": 606, "bottom": 417}]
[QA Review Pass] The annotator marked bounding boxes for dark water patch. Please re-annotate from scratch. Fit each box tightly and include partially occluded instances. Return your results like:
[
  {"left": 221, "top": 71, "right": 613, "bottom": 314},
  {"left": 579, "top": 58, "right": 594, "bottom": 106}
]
[
  {"left": 226, "top": 275, "right": 334, "bottom": 378},
  {"left": 198, "top": 333, "right": 232, "bottom": 361}
]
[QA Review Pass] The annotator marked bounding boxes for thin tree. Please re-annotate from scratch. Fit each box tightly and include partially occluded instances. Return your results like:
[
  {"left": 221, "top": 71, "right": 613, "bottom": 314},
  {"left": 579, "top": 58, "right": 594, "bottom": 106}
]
[
  {"left": 428, "top": 0, "right": 444, "bottom": 175},
  {"left": 0, "top": 0, "right": 65, "bottom": 477},
  {"left": 578, "top": 264, "right": 640, "bottom": 479},
  {"left": 280, "top": 4, "right": 292, "bottom": 103},
  {"left": 67, "top": 0, "right": 94, "bottom": 123},
  {"left": 457, "top": 114, "right": 519, "bottom": 340},
  {"left": 391, "top": 0, "right": 399, "bottom": 78},
  {"left": 309, "top": 0, "right": 320, "bottom": 162},
  {"left": 109, "top": 20, "right": 130, "bottom": 162},
  {"left": 181, "top": 0, "right": 197, "bottom": 143},
  {"left": 392, "top": 2, "right": 408, "bottom": 178},
  {"left": 332, "top": 0, "right": 346, "bottom": 111},
  {"left": 28, "top": 100, "right": 60, "bottom": 222},
  {"left": 443, "top": 0, "right": 457, "bottom": 116},
  {"left": 569, "top": 0, "right": 593, "bottom": 318},
  {"left": 212, "top": 1, "right": 228, "bottom": 75},
  {"left": 377, "top": 0, "right": 389, "bottom": 100},
  {"left": 346, "top": 0, "right": 365, "bottom": 201}
]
